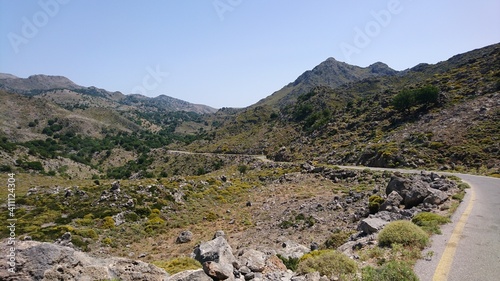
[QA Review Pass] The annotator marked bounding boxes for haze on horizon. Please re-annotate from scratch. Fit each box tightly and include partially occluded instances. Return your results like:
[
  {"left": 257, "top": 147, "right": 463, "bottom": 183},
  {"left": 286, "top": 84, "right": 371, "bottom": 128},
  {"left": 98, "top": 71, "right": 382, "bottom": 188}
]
[{"left": 1, "top": 0, "right": 499, "bottom": 108}]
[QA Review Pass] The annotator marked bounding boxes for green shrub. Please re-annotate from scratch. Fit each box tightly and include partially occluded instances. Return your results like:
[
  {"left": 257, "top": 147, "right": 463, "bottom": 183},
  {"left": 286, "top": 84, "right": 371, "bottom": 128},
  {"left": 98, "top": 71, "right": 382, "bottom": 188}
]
[
  {"left": 368, "top": 195, "right": 385, "bottom": 214},
  {"left": 412, "top": 212, "right": 450, "bottom": 234},
  {"left": 205, "top": 211, "right": 218, "bottom": 222},
  {"left": 277, "top": 254, "right": 300, "bottom": 271},
  {"left": 75, "top": 228, "right": 98, "bottom": 239},
  {"left": 101, "top": 216, "right": 115, "bottom": 229},
  {"left": 324, "top": 229, "right": 353, "bottom": 249},
  {"left": 124, "top": 212, "right": 140, "bottom": 222},
  {"left": 237, "top": 165, "right": 248, "bottom": 174},
  {"left": 279, "top": 220, "right": 294, "bottom": 229},
  {"left": 75, "top": 214, "right": 95, "bottom": 226},
  {"left": 20, "top": 161, "right": 44, "bottom": 171},
  {"left": 71, "top": 235, "right": 90, "bottom": 252},
  {"left": 452, "top": 191, "right": 465, "bottom": 202},
  {"left": 457, "top": 183, "right": 470, "bottom": 190},
  {"left": 362, "top": 260, "right": 418, "bottom": 281},
  {"left": 102, "top": 237, "right": 113, "bottom": 245},
  {"left": 152, "top": 257, "right": 202, "bottom": 275},
  {"left": 135, "top": 206, "right": 151, "bottom": 217},
  {"left": 392, "top": 85, "right": 439, "bottom": 112},
  {"left": 0, "top": 165, "right": 12, "bottom": 172},
  {"left": 297, "top": 250, "right": 358, "bottom": 277},
  {"left": 378, "top": 220, "right": 429, "bottom": 249}
]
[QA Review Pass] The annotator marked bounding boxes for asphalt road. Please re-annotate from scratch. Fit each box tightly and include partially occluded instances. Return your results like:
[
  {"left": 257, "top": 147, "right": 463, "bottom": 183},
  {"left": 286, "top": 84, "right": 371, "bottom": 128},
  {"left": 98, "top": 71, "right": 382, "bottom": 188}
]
[
  {"left": 414, "top": 174, "right": 500, "bottom": 281},
  {"left": 337, "top": 166, "right": 500, "bottom": 280}
]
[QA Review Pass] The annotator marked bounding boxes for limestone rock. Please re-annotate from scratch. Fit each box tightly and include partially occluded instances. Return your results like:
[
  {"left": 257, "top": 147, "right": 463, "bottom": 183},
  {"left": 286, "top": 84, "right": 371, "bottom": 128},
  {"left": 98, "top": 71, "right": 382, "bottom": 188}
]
[
  {"left": 0, "top": 241, "right": 169, "bottom": 281},
  {"left": 379, "top": 191, "right": 403, "bottom": 211},
  {"left": 423, "top": 188, "right": 449, "bottom": 205},
  {"left": 358, "top": 217, "right": 388, "bottom": 234},
  {"left": 276, "top": 240, "right": 310, "bottom": 259},
  {"left": 386, "top": 176, "right": 430, "bottom": 208},
  {"left": 238, "top": 249, "right": 266, "bottom": 272},
  {"left": 203, "top": 261, "right": 233, "bottom": 280},
  {"left": 192, "top": 236, "right": 239, "bottom": 280},
  {"left": 214, "top": 230, "right": 226, "bottom": 239},
  {"left": 167, "top": 269, "right": 212, "bottom": 281},
  {"left": 176, "top": 230, "right": 193, "bottom": 244}
]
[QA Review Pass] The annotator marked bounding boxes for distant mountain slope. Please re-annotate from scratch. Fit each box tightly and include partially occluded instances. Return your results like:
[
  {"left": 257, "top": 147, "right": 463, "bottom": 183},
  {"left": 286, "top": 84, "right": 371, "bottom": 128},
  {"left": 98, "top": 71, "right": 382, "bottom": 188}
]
[
  {"left": 190, "top": 42, "right": 500, "bottom": 173},
  {"left": 0, "top": 90, "right": 141, "bottom": 142},
  {"left": 122, "top": 94, "right": 217, "bottom": 114},
  {"left": 255, "top": 58, "right": 398, "bottom": 108},
  {"left": 0, "top": 74, "right": 82, "bottom": 94},
  {"left": 0, "top": 43, "right": 498, "bottom": 178},
  {"left": 0, "top": 74, "right": 217, "bottom": 114},
  {"left": 0, "top": 73, "right": 19, "bottom": 79}
]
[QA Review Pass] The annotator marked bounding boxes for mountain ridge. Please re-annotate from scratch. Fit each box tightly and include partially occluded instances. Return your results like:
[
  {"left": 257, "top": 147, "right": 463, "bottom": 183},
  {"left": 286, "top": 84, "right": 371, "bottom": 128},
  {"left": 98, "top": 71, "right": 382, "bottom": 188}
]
[
  {"left": 0, "top": 73, "right": 217, "bottom": 114},
  {"left": 0, "top": 42, "right": 498, "bottom": 177},
  {"left": 190, "top": 42, "right": 500, "bottom": 173},
  {"left": 254, "top": 57, "right": 399, "bottom": 108}
]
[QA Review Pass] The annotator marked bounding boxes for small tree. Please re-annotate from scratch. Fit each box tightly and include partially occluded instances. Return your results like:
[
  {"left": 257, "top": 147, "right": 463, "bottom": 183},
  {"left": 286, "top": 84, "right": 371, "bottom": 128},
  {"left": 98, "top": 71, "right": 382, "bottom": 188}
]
[
  {"left": 392, "top": 85, "right": 440, "bottom": 112},
  {"left": 415, "top": 85, "right": 439, "bottom": 106},
  {"left": 392, "top": 89, "right": 415, "bottom": 112}
]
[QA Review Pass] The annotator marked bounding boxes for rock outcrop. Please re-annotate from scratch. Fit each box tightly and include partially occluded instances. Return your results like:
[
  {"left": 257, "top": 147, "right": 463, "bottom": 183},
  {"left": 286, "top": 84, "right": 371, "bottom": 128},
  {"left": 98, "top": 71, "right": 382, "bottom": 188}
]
[
  {"left": 0, "top": 240, "right": 169, "bottom": 281},
  {"left": 191, "top": 234, "right": 295, "bottom": 280}
]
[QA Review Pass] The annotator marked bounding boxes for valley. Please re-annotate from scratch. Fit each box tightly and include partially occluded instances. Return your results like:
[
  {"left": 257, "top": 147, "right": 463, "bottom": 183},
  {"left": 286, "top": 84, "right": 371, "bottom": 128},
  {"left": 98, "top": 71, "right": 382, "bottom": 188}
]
[{"left": 0, "top": 42, "right": 499, "bottom": 280}]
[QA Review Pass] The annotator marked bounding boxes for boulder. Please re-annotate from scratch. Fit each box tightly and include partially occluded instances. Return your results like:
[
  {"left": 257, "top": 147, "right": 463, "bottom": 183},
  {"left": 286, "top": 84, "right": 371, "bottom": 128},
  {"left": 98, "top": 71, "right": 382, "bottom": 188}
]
[
  {"left": 176, "top": 230, "right": 193, "bottom": 244},
  {"left": 423, "top": 188, "right": 449, "bottom": 205},
  {"left": 276, "top": 240, "right": 310, "bottom": 259},
  {"left": 203, "top": 261, "right": 233, "bottom": 280},
  {"left": 358, "top": 217, "right": 388, "bottom": 234},
  {"left": 404, "top": 181, "right": 431, "bottom": 208},
  {"left": 371, "top": 211, "right": 404, "bottom": 222},
  {"left": 379, "top": 191, "right": 403, "bottom": 211},
  {"left": 192, "top": 236, "right": 239, "bottom": 280},
  {"left": 385, "top": 176, "right": 407, "bottom": 195},
  {"left": 386, "top": 176, "right": 431, "bottom": 208},
  {"left": 213, "top": 230, "right": 226, "bottom": 239},
  {"left": 167, "top": 269, "right": 212, "bottom": 281},
  {"left": 238, "top": 249, "right": 266, "bottom": 273},
  {"left": 113, "top": 212, "right": 126, "bottom": 226},
  {"left": 193, "top": 236, "right": 238, "bottom": 266},
  {"left": 263, "top": 255, "right": 288, "bottom": 274}
]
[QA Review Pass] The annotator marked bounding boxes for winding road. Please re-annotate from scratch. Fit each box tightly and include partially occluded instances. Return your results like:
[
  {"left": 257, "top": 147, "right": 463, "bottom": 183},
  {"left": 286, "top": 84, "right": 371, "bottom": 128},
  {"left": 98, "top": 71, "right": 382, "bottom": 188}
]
[
  {"left": 336, "top": 166, "right": 500, "bottom": 281},
  {"left": 168, "top": 151, "right": 500, "bottom": 280},
  {"left": 414, "top": 174, "right": 500, "bottom": 281}
]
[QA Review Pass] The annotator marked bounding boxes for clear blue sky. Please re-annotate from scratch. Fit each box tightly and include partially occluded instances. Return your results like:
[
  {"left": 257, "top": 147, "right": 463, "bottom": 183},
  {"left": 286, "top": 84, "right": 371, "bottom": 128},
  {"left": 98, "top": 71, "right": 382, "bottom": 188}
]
[{"left": 1, "top": 0, "right": 499, "bottom": 108}]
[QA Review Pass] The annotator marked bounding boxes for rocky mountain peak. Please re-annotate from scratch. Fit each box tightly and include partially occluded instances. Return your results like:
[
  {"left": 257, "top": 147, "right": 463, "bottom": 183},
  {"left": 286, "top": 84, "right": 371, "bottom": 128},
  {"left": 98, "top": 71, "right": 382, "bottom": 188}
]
[
  {"left": 257, "top": 57, "right": 399, "bottom": 108},
  {"left": 367, "top": 61, "right": 398, "bottom": 75}
]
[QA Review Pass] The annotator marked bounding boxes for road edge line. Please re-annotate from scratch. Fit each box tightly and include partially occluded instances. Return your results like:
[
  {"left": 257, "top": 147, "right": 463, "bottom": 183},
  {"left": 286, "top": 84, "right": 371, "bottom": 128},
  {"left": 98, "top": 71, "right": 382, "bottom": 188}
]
[{"left": 432, "top": 180, "right": 476, "bottom": 281}]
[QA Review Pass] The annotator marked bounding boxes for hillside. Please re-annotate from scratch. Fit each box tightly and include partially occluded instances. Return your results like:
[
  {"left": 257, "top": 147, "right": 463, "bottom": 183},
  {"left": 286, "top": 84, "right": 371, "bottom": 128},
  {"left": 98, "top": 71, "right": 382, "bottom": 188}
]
[
  {"left": 189, "top": 43, "right": 500, "bottom": 174},
  {"left": 0, "top": 74, "right": 217, "bottom": 114},
  {"left": 0, "top": 74, "right": 82, "bottom": 93}
]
